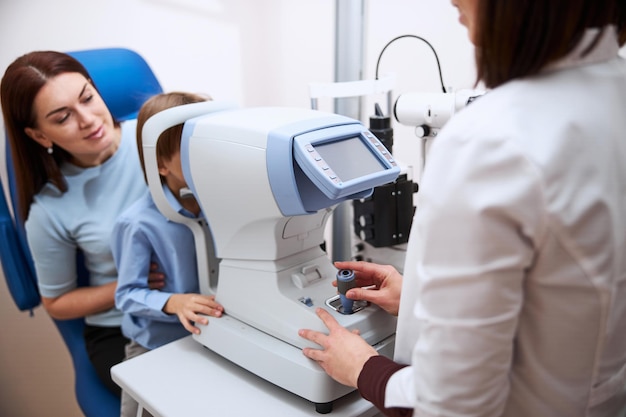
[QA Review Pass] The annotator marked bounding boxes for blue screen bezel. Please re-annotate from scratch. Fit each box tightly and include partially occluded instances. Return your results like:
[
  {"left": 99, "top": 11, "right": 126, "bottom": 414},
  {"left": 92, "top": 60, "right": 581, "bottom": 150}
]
[{"left": 293, "top": 124, "right": 398, "bottom": 200}]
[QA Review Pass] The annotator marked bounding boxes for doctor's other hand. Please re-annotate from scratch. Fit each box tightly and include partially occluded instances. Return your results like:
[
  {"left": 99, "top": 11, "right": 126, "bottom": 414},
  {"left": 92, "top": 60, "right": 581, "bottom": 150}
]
[
  {"left": 163, "top": 294, "right": 224, "bottom": 335},
  {"left": 299, "top": 308, "right": 377, "bottom": 388},
  {"left": 333, "top": 261, "right": 403, "bottom": 316},
  {"left": 147, "top": 262, "right": 166, "bottom": 290}
]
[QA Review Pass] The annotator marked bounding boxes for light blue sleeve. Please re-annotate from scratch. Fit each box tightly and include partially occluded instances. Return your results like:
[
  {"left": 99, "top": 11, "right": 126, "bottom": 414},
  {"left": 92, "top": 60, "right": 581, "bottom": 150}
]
[
  {"left": 25, "top": 201, "right": 78, "bottom": 298},
  {"left": 112, "top": 217, "right": 177, "bottom": 322}
]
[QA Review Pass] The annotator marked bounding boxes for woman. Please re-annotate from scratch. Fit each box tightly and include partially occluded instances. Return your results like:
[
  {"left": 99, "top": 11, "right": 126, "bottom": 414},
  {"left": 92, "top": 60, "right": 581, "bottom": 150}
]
[
  {"left": 0, "top": 51, "right": 162, "bottom": 395},
  {"left": 299, "top": 1, "right": 626, "bottom": 416}
]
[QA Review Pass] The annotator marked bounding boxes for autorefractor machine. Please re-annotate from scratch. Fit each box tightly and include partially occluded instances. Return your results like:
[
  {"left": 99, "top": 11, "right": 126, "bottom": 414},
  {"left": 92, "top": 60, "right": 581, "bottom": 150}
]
[{"left": 142, "top": 102, "right": 400, "bottom": 413}]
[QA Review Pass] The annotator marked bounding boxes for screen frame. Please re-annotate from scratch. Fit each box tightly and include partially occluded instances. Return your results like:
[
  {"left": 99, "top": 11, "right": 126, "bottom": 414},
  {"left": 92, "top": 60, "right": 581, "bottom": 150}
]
[{"left": 292, "top": 124, "right": 398, "bottom": 200}]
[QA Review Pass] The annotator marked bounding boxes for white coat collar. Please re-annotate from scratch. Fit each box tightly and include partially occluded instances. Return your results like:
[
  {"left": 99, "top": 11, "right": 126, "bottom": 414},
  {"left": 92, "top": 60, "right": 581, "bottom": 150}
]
[{"left": 546, "top": 25, "right": 619, "bottom": 73}]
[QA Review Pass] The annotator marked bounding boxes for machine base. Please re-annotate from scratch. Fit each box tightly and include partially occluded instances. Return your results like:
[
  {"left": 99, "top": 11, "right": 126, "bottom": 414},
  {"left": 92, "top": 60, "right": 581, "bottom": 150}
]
[{"left": 193, "top": 313, "right": 395, "bottom": 412}]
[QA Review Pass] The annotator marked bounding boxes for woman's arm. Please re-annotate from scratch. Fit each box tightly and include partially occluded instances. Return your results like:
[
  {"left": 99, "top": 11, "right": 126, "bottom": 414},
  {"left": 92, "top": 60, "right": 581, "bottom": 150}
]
[{"left": 41, "top": 281, "right": 116, "bottom": 320}]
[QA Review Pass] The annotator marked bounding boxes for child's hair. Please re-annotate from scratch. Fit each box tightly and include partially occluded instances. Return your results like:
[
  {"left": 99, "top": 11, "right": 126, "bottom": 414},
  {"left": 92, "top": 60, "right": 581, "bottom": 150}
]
[{"left": 136, "top": 91, "right": 211, "bottom": 183}]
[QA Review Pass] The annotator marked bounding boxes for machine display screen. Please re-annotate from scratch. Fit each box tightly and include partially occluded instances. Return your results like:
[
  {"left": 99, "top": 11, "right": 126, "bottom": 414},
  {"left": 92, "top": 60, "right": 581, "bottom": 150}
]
[
  {"left": 290, "top": 123, "right": 399, "bottom": 202},
  {"left": 313, "top": 136, "right": 386, "bottom": 182}
]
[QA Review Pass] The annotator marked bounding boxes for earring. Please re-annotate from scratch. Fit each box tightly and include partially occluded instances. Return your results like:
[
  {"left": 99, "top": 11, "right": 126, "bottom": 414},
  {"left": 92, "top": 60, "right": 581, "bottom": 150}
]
[{"left": 47, "top": 147, "right": 53, "bottom": 155}]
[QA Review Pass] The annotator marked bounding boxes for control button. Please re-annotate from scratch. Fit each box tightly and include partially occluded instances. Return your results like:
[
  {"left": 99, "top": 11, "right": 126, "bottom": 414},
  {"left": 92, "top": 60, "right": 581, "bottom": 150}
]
[
  {"left": 299, "top": 297, "right": 313, "bottom": 307},
  {"left": 292, "top": 265, "right": 322, "bottom": 289}
]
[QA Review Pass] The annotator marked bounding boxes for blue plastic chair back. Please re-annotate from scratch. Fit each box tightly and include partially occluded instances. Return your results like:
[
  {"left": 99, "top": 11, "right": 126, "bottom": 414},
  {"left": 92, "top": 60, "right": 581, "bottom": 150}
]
[
  {"left": 0, "top": 47, "right": 163, "bottom": 417},
  {"left": 69, "top": 48, "right": 163, "bottom": 122}
]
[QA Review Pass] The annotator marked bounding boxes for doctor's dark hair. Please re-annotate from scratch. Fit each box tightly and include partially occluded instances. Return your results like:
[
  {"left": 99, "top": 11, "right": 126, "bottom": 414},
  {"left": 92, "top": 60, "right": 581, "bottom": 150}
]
[
  {"left": 0, "top": 51, "right": 116, "bottom": 221},
  {"left": 135, "top": 92, "right": 211, "bottom": 184},
  {"left": 475, "top": 0, "right": 626, "bottom": 88}
]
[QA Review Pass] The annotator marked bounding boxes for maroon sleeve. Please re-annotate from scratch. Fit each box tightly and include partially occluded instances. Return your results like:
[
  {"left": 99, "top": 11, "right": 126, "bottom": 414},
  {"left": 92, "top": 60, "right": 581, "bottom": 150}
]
[{"left": 357, "top": 355, "right": 413, "bottom": 417}]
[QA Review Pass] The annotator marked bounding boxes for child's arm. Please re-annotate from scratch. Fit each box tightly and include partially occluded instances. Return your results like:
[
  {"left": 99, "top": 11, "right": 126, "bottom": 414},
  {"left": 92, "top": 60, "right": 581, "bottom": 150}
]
[
  {"left": 112, "top": 220, "right": 174, "bottom": 321},
  {"left": 163, "top": 294, "right": 224, "bottom": 334}
]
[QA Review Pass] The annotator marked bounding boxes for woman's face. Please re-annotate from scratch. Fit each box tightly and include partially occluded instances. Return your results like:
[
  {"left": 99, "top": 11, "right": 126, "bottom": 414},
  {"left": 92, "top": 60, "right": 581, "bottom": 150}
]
[
  {"left": 25, "top": 72, "right": 119, "bottom": 167},
  {"left": 452, "top": 0, "right": 479, "bottom": 44}
]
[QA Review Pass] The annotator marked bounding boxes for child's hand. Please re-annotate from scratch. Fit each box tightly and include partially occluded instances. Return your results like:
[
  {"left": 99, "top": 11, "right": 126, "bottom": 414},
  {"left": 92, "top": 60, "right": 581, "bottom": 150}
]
[{"left": 163, "top": 294, "right": 224, "bottom": 334}]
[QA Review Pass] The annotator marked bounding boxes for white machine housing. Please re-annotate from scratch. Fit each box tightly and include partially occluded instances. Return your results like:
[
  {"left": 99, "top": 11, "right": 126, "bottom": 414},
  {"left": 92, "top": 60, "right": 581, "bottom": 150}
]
[
  {"left": 394, "top": 89, "right": 485, "bottom": 137},
  {"left": 142, "top": 103, "right": 400, "bottom": 408}
]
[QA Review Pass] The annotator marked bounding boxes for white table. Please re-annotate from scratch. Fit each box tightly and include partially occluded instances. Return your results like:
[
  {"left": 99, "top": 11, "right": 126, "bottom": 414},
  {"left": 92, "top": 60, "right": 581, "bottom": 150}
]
[{"left": 111, "top": 336, "right": 382, "bottom": 417}]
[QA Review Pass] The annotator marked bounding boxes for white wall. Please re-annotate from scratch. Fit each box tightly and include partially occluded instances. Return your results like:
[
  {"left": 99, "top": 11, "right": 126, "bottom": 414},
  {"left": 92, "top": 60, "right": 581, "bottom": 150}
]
[
  {"left": 0, "top": 1, "right": 475, "bottom": 415},
  {"left": 0, "top": 0, "right": 336, "bottom": 107}
]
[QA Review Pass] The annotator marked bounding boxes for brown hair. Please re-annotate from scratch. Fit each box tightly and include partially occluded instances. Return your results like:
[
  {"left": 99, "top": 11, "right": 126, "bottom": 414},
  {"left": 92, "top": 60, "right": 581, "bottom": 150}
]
[
  {"left": 135, "top": 92, "right": 211, "bottom": 184},
  {"left": 0, "top": 51, "right": 116, "bottom": 221},
  {"left": 475, "top": 0, "right": 626, "bottom": 88}
]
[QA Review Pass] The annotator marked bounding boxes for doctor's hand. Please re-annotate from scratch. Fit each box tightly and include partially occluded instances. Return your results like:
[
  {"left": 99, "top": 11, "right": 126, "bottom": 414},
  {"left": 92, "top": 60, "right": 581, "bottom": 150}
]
[
  {"left": 299, "top": 308, "right": 378, "bottom": 388},
  {"left": 333, "top": 261, "right": 403, "bottom": 316},
  {"left": 163, "top": 294, "right": 224, "bottom": 335}
]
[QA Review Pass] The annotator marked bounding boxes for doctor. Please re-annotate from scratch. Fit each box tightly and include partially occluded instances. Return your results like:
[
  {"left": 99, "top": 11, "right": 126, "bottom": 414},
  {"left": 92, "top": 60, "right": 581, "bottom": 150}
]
[{"left": 299, "top": 0, "right": 626, "bottom": 416}]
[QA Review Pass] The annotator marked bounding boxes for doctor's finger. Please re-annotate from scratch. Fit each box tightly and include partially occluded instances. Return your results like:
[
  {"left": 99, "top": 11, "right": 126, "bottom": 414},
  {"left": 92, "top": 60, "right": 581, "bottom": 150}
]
[
  {"left": 298, "top": 328, "right": 328, "bottom": 347},
  {"left": 315, "top": 308, "right": 342, "bottom": 331},
  {"left": 334, "top": 260, "right": 382, "bottom": 275},
  {"left": 302, "top": 346, "right": 326, "bottom": 363},
  {"left": 334, "top": 262, "right": 383, "bottom": 286},
  {"left": 346, "top": 286, "right": 384, "bottom": 303},
  {"left": 349, "top": 260, "right": 397, "bottom": 278}
]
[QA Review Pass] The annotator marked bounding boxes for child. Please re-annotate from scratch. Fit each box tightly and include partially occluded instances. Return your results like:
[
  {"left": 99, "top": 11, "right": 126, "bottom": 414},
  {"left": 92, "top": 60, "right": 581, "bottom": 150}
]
[{"left": 112, "top": 92, "right": 224, "bottom": 417}]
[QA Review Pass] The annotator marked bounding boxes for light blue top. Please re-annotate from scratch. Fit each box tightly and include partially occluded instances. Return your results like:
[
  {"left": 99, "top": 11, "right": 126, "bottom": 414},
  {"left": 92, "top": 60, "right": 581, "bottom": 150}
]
[
  {"left": 112, "top": 186, "right": 200, "bottom": 350},
  {"left": 25, "top": 120, "right": 146, "bottom": 326}
]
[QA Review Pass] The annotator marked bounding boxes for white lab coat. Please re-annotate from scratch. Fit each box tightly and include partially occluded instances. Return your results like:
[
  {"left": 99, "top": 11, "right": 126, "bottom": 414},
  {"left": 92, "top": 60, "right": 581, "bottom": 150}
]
[{"left": 386, "top": 27, "right": 626, "bottom": 417}]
